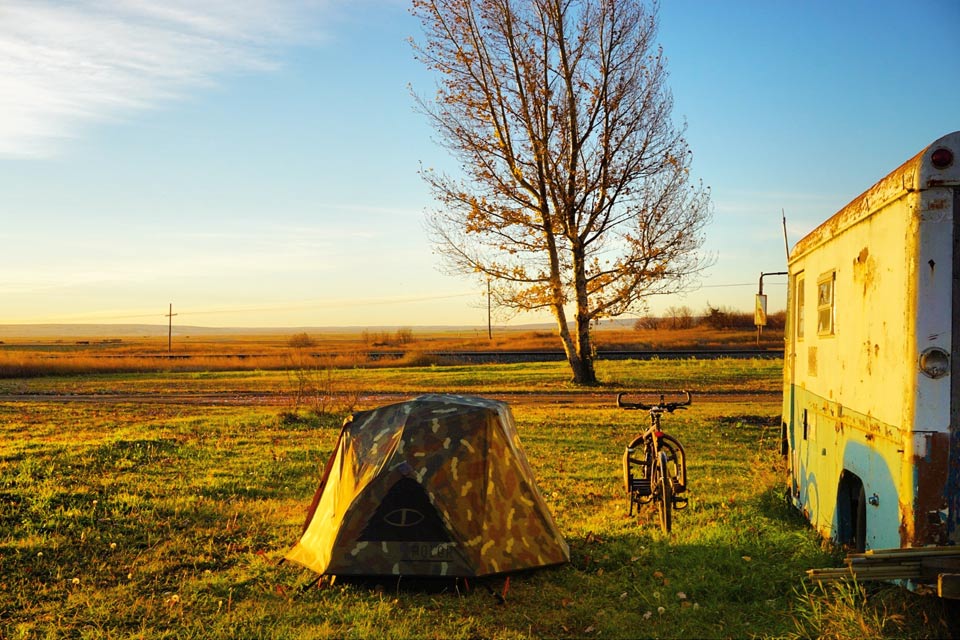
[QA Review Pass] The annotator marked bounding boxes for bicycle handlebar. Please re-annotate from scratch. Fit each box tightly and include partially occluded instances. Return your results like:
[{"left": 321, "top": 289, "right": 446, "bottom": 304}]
[{"left": 617, "top": 390, "right": 692, "bottom": 412}]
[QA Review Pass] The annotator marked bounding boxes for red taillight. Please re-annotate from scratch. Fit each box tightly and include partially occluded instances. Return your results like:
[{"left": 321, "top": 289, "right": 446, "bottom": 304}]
[{"left": 931, "top": 147, "right": 954, "bottom": 169}]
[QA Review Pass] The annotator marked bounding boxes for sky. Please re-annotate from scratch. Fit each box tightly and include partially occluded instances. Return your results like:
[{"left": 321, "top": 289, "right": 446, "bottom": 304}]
[{"left": 1, "top": 0, "right": 958, "bottom": 329}]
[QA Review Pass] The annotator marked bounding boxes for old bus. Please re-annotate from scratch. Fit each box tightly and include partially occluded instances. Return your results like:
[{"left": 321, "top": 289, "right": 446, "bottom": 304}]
[{"left": 783, "top": 131, "right": 960, "bottom": 595}]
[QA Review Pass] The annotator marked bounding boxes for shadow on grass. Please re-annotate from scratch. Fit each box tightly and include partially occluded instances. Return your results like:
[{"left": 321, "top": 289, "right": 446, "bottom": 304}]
[
  {"left": 752, "top": 484, "right": 810, "bottom": 527},
  {"left": 301, "top": 573, "right": 516, "bottom": 600}
]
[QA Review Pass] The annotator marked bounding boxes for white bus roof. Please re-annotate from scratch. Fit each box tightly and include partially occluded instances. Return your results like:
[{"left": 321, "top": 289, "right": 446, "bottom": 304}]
[{"left": 790, "top": 131, "right": 960, "bottom": 263}]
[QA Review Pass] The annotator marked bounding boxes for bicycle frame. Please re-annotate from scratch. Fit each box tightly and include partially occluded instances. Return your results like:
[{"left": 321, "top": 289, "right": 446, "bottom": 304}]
[
  {"left": 623, "top": 417, "right": 687, "bottom": 502},
  {"left": 619, "top": 392, "right": 690, "bottom": 531}
]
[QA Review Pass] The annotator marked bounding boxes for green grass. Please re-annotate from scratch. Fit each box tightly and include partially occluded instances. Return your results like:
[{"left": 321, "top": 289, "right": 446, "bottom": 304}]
[
  {"left": 0, "top": 361, "right": 953, "bottom": 638},
  {"left": 0, "top": 357, "right": 783, "bottom": 396}
]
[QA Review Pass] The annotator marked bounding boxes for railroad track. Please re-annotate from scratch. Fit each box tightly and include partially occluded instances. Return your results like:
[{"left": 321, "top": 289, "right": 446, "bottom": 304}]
[
  {"left": 0, "top": 390, "right": 781, "bottom": 406},
  {"left": 415, "top": 349, "right": 784, "bottom": 363},
  {"left": 24, "top": 348, "right": 784, "bottom": 363}
]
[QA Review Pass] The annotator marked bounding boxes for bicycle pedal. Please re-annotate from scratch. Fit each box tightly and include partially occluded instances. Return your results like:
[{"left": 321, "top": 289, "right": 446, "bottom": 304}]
[
  {"left": 630, "top": 479, "right": 651, "bottom": 496},
  {"left": 673, "top": 497, "right": 689, "bottom": 510}
]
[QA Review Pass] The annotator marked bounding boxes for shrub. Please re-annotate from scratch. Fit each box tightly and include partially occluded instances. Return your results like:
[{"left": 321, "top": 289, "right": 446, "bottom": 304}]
[
  {"left": 701, "top": 304, "right": 755, "bottom": 330},
  {"left": 765, "top": 310, "right": 786, "bottom": 330},
  {"left": 634, "top": 315, "right": 664, "bottom": 330},
  {"left": 288, "top": 333, "right": 316, "bottom": 349}
]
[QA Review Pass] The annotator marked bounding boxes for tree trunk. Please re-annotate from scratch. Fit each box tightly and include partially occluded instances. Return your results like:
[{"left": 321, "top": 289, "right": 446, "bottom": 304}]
[
  {"left": 550, "top": 299, "right": 583, "bottom": 383},
  {"left": 569, "top": 240, "right": 598, "bottom": 385},
  {"left": 555, "top": 322, "right": 595, "bottom": 385},
  {"left": 548, "top": 289, "right": 595, "bottom": 385},
  {"left": 573, "top": 312, "right": 597, "bottom": 385}
]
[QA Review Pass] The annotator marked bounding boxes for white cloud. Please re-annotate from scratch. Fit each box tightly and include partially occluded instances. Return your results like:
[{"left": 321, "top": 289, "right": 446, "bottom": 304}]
[
  {"left": 0, "top": 211, "right": 432, "bottom": 299},
  {"left": 0, "top": 0, "right": 328, "bottom": 157},
  {"left": 0, "top": 242, "right": 335, "bottom": 294}
]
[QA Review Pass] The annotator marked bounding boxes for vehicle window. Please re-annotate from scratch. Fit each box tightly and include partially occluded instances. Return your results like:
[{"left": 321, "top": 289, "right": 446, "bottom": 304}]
[
  {"left": 795, "top": 274, "right": 805, "bottom": 340},
  {"left": 817, "top": 271, "right": 835, "bottom": 335}
]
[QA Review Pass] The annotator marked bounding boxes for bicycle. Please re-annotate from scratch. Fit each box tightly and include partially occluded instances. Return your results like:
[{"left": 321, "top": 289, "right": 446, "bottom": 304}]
[{"left": 618, "top": 390, "right": 691, "bottom": 534}]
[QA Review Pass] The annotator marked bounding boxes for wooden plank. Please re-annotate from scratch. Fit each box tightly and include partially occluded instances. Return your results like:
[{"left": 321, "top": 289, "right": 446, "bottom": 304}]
[
  {"left": 861, "top": 547, "right": 960, "bottom": 559},
  {"left": 921, "top": 558, "right": 960, "bottom": 570},
  {"left": 938, "top": 574, "right": 960, "bottom": 599},
  {"left": 809, "top": 547, "right": 960, "bottom": 584}
]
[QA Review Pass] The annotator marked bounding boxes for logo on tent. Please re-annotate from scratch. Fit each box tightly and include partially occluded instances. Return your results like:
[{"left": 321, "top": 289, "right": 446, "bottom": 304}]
[
  {"left": 359, "top": 477, "right": 452, "bottom": 543},
  {"left": 383, "top": 508, "right": 425, "bottom": 528}
]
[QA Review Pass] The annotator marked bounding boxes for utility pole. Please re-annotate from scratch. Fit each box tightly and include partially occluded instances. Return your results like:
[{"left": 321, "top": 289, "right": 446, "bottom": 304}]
[
  {"left": 487, "top": 279, "right": 492, "bottom": 340},
  {"left": 165, "top": 303, "right": 177, "bottom": 353}
]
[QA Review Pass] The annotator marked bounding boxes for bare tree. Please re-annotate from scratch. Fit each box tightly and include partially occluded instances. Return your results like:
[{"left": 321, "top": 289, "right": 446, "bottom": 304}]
[
  {"left": 665, "top": 305, "right": 694, "bottom": 329},
  {"left": 286, "top": 333, "right": 316, "bottom": 411},
  {"left": 411, "top": 0, "right": 712, "bottom": 384}
]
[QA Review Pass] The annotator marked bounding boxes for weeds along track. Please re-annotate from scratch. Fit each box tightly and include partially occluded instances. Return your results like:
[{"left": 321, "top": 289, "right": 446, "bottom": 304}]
[
  {"left": 0, "top": 391, "right": 284, "bottom": 405},
  {"left": 0, "top": 389, "right": 780, "bottom": 406}
]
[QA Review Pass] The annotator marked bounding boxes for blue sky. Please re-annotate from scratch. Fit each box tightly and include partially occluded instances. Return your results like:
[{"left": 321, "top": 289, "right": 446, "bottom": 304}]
[{"left": 1, "top": 0, "right": 958, "bottom": 328}]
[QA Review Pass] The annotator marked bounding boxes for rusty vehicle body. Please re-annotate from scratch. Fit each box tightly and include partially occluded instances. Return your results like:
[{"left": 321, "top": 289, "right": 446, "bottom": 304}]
[{"left": 782, "top": 131, "right": 960, "bottom": 597}]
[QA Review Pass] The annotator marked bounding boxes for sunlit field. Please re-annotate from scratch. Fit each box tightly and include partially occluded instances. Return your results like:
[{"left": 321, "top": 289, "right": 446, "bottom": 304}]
[
  {"left": 0, "top": 325, "right": 783, "bottom": 379},
  {"left": 1, "top": 349, "right": 954, "bottom": 638}
]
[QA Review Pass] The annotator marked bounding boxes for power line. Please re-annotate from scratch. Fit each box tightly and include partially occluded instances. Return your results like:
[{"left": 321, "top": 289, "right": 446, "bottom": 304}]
[
  {"left": 699, "top": 281, "right": 786, "bottom": 289},
  {"left": 181, "top": 292, "right": 478, "bottom": 316},
  {"left": 10, "top": 283, "right": 786, "bottom": 325},
  {"left": 9, "top": 292, "right": 480, "bottom": 324}
]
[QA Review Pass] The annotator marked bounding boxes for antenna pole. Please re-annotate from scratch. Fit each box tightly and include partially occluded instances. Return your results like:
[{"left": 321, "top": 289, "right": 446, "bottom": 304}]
[{"left": 782, "top": 209, "right": 790, "bottom": 262}]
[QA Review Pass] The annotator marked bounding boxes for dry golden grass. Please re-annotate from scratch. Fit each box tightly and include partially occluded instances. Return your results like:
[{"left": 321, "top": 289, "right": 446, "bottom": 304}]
[{"left": 0, "top": 325, "right": 783, "bottom": 378}]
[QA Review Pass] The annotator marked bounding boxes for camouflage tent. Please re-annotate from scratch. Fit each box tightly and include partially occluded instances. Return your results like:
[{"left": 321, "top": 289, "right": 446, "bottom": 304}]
[{"left": 286, "top": 394, "right": 569, "bottom": 577}]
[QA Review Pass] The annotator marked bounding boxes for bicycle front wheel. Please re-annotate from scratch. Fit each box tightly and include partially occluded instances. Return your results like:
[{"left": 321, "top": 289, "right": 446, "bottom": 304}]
[{"left": 657, "top": 450, "right": 673, "bottom": 534}]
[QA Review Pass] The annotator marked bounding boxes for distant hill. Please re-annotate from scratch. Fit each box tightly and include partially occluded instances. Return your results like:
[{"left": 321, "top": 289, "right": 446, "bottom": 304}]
[
  {"left": 0, "top": 324, "right": 245, "bottom": 338},
  {"left": 0, "top": 323, "right": 550, "bottom": 339},
  {"left": 0, "top": 319, "right": 643, "bottom": 339},
  {"left": 0, "top": 324, "right": 431, "bottom": 338}
]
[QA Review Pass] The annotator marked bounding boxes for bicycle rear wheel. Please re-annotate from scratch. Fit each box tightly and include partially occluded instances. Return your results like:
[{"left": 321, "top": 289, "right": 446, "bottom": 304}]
[
  {"left": 624, "top": 435, "right": 650, "bottom": 516},
  {"left": 656, "top": 450, "right": 673, "bottom": 534}
]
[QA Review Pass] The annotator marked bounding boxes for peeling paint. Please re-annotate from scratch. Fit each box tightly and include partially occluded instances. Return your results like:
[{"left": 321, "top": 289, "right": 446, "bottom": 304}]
[
  {"left": 783, "top": 131, "right": 960, "bottom": 574},
  {"left": 913, "top": 432, "right": 950, "bottom": 545}
]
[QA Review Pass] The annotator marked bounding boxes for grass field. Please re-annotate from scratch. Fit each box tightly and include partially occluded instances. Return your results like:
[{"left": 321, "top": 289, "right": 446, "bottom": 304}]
[
  {"left": 1, "top": 357, "right": 955, "bottom": 638},
  {"left": 0, "top": 325, "right": 784, "bottom": 379}
]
